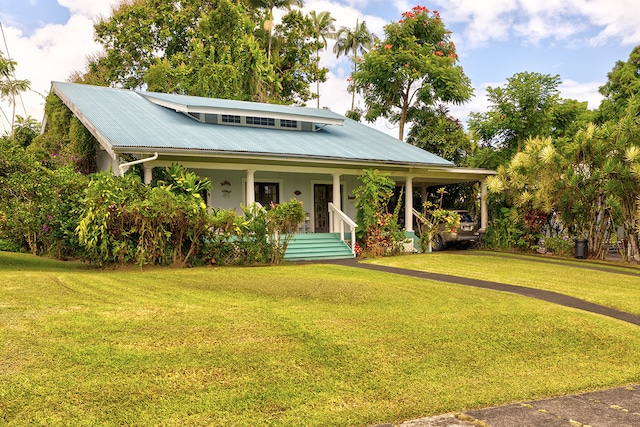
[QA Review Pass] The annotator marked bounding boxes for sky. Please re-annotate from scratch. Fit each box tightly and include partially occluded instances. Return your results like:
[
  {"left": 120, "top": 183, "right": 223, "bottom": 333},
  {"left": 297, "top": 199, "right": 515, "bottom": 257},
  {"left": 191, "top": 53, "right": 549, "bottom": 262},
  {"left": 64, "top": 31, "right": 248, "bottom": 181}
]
[{"left": 1, "top": 0, "right": 640, "bottom": 137}]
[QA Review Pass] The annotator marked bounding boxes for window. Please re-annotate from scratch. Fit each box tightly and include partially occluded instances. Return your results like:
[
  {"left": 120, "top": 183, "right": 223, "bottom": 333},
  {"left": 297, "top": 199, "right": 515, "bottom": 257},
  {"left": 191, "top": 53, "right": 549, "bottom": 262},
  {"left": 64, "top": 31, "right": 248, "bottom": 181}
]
[
  {"left": 255, "top": 182, "right": 279, "bottom": 207},
  {"left": 246, "top": 116, "right": 275, "bottom": 127},
  {"left": 280, "top": 119, "right": 298, "bottom": 129},
  {"left": 221, "top": 114, "right": 241, "bottom": 123}
]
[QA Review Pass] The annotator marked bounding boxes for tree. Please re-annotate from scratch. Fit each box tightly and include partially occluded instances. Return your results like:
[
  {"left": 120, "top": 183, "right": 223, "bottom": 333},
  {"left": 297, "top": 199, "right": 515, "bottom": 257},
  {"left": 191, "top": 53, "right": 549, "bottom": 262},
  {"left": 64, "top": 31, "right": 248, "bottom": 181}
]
[
  {"left": 352, "top": 6, "right": 472, "bottom": 140},
  {"left": 10, "top": 115, "right": 40, "bottom": 148},
  {"left": 597, "top": 45, "right": 640, "bottom": 122},
  {"left": 468, "top": 72, "right": 561, "bottom": 157},
  {"left": 406, "top": 104, "right": 471, "bottom": 165},
  {"left": 0, "top": 50, "right": 30, "bottom": 134},
  {"left": 145, "top": 0, "right": 278, "bottom": 102},
  {"left": 310, "top": 10, "right": 335, "bottom": 108},
  {"left": 487, "top": 97, "right": 640, "bottom": 261},
  {"left": 80, "top": 0, "right": 329, "bottom": 104},
  {"left": 252, "top": 0, "right": 304, "bottom": 61},
  {"left": 270, "top": 9, "right": 325, "bottom": 104},
  {"left": 333, "top": 19, "right": 376, "bottom": 112}
]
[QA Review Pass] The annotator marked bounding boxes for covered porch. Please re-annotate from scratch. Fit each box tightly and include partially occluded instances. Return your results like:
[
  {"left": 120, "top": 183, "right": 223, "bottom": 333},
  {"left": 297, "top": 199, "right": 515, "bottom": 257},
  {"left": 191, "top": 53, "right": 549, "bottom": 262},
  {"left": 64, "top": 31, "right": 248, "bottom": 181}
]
[{"left": 120, "top": 153, "right": 493, "bottom": 260}]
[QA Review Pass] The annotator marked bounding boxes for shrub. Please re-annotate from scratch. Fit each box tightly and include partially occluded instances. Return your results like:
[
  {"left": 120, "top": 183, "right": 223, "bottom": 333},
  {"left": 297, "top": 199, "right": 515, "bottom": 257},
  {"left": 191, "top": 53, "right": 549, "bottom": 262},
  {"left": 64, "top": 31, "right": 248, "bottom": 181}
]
[
  {"left": 543, "top": 236, "right": 574, "bottom": 257},
  {"left": 354, "top": 169, "right": 406, "bottom": 256},
  {"left": 482, "top": 207, "right": 530, "bottom": 251},
  {"left": 0, "top": 138, "right": 87, "bottom": 257}
]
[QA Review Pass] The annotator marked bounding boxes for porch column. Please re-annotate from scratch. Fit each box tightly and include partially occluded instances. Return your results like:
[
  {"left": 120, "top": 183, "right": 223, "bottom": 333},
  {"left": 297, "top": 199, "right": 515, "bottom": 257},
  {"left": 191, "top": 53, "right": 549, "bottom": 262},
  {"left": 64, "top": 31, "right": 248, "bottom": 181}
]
[
  {"left": 332, "top": 173, "right": 341, "bottom": 232},
  {"left": 404, "top": 175, "right": 414, "bottom": 232},
  {"left": 480, "top": 179, "right": 488, "bottom": 232},
  {"left": 143, "top": 166, "right": 153, "bottom": 184},
  {"left": 246, "top": 169, "right": 256, "bottom": 206}
]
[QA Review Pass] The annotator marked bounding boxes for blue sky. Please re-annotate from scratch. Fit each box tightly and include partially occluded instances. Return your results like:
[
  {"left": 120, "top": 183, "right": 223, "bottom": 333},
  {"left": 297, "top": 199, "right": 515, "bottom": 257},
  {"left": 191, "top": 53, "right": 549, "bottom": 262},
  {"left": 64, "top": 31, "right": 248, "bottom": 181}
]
[{"left": 1, "top": 0, "right": 639, "bottom": 136}]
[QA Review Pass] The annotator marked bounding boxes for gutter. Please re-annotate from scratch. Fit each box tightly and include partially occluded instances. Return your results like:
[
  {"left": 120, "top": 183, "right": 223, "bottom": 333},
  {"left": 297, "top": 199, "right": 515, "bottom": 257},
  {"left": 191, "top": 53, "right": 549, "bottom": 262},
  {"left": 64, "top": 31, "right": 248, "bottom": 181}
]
[{"left": 119, "top": 152, "right": 159, "bottom": 176}]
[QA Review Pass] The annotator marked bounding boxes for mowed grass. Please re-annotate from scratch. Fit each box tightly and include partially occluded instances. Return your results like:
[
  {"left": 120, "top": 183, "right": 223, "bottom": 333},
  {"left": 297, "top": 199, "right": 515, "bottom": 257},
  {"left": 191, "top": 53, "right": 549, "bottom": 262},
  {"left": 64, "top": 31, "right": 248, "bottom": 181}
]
[
  {"left": 2, "top": 251, "right": 640, "bottom": 426},
  {"left": 366, "top": 251, "right": 640, "bottom": 316}
]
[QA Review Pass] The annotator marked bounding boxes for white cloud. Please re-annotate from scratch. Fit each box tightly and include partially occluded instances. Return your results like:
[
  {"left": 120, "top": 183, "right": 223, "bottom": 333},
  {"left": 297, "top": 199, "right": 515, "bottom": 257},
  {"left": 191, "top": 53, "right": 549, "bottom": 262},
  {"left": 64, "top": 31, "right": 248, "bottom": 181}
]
[
  {"left": 57, "top": 0, "right": 114, "bottom": 18},
  {"left": 428, "top": 0, "right": 640, "bottom": 47},
  {"left": 559, "top": 79, "right": 604, "bottom": 109},
  {"left": 0, "top": 1, "right": 118, "bottom": 133}
]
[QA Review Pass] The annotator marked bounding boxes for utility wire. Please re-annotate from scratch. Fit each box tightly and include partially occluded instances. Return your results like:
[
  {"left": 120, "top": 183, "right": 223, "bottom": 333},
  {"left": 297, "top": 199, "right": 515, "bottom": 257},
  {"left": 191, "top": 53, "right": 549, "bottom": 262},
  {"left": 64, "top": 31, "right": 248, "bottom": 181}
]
[{"left": 0, "top": 21, "right": 30, "bottom": 120}]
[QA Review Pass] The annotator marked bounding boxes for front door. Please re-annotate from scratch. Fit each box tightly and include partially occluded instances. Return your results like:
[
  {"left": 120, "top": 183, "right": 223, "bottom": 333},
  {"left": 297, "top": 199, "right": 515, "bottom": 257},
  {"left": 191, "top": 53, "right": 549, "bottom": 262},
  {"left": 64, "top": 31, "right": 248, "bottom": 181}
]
[{"left": 314, "top": 184, "right": 332, "bottom": 233}]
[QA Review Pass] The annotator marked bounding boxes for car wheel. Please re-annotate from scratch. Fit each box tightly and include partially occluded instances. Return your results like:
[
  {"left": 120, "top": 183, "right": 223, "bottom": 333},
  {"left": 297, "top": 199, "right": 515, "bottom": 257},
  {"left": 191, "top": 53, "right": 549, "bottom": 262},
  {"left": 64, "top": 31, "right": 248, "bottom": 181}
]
[{"left": 432, "top": 235, "right": 445, "bottom": 251}]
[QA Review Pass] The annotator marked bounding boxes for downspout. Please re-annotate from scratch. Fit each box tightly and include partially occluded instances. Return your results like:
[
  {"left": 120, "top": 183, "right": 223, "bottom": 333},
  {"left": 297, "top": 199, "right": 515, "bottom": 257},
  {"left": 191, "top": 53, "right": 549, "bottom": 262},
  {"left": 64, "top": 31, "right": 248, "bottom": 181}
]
[{"left": 118, "top": 152, "right": 159, "bottom": 177}]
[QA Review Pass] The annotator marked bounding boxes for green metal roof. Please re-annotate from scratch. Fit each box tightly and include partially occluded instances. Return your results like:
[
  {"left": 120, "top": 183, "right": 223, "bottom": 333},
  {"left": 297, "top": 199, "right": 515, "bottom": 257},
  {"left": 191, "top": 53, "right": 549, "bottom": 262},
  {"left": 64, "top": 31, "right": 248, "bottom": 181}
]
[{"left": 51, "top": 82, "right": 454, "bottom": 167}]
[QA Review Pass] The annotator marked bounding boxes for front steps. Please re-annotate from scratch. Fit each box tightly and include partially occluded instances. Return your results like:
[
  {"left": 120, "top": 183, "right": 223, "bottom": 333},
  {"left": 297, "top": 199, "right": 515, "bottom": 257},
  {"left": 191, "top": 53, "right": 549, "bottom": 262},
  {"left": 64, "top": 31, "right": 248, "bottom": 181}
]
[{"left": 284, "top": 233, "right": 355, "bottom": 261}]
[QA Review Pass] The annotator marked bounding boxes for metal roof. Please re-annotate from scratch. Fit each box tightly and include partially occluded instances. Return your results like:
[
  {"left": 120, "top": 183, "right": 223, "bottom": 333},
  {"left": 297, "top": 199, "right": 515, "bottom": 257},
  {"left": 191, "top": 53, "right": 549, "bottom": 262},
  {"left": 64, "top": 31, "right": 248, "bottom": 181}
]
[{"left": 51, "top": 81, "right": 454, "bottom": 167}]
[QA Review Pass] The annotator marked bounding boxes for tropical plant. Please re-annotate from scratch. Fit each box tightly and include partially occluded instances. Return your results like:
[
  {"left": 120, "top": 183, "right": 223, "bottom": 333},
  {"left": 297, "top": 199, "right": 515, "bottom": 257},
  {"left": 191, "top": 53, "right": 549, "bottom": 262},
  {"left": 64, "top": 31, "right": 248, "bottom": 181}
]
[
  {"left": 333, "top": 19, "right": 376, "bottom": 112},
  {"left": 416, "top": 200, "right": 460, "bottom": 252},
  {"left": 0, "top": 50, "right": 30, "bottom": 134},
  {"left": 353, "top": 169, "right": 405, "bottom": 256},
  {"left": 309, "top": 10, "right": 335, "bottom": 108},
  {"left": 265, "top": 199, "right": 305, "bottom": 264},
  {"left": 158, "top": 163, "right": 212, "bottom": 210},
  {"left": 0, "top": 138, "right": 87, "bottom": 257},
  {"left": 29, "top": 93, "right": 98, "bottom": 174},
  {"left": 9, "top": 115, "right": 40, "bottom": 147}
]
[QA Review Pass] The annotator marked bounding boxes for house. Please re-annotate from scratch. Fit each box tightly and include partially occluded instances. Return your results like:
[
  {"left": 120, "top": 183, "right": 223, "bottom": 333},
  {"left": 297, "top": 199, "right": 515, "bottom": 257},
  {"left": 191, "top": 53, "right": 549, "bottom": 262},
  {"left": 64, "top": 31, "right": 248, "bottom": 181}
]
[{"left": 49, "top": 81, "right": 495, "bottom": 259}]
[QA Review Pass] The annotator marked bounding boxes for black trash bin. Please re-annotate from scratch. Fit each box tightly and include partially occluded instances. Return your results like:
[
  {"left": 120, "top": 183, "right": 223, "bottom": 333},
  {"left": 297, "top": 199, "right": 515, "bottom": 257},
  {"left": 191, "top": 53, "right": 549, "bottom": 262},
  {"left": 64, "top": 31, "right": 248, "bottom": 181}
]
[{"left": 575, "top": 239, "right": 588, "bottom": 259}]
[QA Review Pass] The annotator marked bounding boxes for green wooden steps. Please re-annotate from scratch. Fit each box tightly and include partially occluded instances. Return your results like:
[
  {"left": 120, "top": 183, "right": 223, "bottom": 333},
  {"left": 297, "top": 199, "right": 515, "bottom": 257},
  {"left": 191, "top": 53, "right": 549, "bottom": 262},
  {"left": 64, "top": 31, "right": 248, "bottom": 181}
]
[{"left": 284, "top": 233, "right": 355, "bottom": 261}]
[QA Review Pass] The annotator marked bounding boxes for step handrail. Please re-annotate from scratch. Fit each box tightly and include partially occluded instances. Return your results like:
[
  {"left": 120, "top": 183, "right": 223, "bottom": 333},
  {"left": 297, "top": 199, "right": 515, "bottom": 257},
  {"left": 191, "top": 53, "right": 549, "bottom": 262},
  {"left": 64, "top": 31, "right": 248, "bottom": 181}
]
[{"left": 328, "top": 202, "right": 358, "bottom": 255}]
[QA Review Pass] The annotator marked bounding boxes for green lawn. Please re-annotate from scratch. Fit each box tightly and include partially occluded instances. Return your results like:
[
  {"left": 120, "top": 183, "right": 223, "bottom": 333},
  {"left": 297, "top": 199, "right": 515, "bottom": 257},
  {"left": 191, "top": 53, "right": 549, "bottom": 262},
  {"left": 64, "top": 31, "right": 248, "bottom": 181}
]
[
  {"left": 366, "top": 251, "right": 640, "bottom": 315},
  {"left": 1, "top": 251, "right": 640, "bottom": 426}
]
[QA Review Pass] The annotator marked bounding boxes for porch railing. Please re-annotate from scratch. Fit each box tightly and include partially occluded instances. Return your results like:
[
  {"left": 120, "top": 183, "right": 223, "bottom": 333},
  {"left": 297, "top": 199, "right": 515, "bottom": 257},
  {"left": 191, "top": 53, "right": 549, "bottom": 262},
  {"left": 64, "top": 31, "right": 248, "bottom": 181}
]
[{"left": 328, "top": 202, "right": 358, "bottom": 255}]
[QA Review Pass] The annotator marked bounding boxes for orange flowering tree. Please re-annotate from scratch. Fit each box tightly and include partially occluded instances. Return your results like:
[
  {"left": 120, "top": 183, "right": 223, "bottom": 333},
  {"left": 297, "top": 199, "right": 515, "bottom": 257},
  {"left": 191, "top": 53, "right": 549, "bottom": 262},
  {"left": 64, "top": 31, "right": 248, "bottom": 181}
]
[{"left": 352, "top": 5, "right": 472, "bottom": 140}]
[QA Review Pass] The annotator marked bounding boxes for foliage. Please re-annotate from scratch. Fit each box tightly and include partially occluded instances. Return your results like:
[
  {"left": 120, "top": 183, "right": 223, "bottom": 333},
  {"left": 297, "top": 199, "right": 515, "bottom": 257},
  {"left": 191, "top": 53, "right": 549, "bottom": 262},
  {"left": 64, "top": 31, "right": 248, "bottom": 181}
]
[
  {"left": 0, "top": 49, "right": 30, "bottom": 133},
  {"left": 309, "top": 10, "right": 336, "bottom": 108},
  {"left": 271, "top": 10, "right": 326, "bottom": 104},
  {"left": 468, "top": 72, "right": 562, "bottom": 163},
  {"left": 543, "top": 236, "right": 575, "bottom": 258},
  {"left": 333, "top": 19, "right": 376, "bottom": 111},
  {"left": 7, "top": 115, "right": 40, "bottom": 147},
  {"left": 416, "top": 200, "right": 461, "bottom": 252},
  {"left": 265, "top": 199, "right": 306, "bottom": 264},
  {"left": 77, "top": 0, "right": 333, "bottom": 104},
  {"left": 29, "top": 93, "right": 99, "bottom": 174},
  {"left": 75, "top": 171, "right": 212, "bottom": 268},
  {"left": 145, "top": 0, "right": 278, "bottom": 102},
  {"left": 487, "top": 99, "right": 640, "bottom": 260},
  {"left": 353, "top": 6, "right": 472, "bottom": 140},
  {"left": 0, "top": 138, "right": 87, "bottom": 257},
  {"left": 598, "top": 45, "right": 640, "bottom": 122},
  {"left": 482, "top": 207, "right": 530, "bottom": 251},
  {"left": 407, "top": 104, "right": 472, "bottom": 165},
  {"left": 353, "top": 169, "right": 405, "bottom": 256},
  {"left": 158, "top": 163, "right": 211, "bottom": 209}
]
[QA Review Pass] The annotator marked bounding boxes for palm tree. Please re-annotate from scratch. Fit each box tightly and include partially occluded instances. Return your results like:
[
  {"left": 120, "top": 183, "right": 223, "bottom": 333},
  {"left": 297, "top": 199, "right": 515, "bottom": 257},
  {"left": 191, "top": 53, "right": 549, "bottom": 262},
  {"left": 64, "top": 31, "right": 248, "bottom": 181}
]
[
  {"left": 0, "top": 51, "right": 30, "bottom": 135},
  {"left": 309, "top": 10, "right": 335, "bottom": 108},
  {"left": 333, "top": 19, "right": 375, "bottom": 110}
]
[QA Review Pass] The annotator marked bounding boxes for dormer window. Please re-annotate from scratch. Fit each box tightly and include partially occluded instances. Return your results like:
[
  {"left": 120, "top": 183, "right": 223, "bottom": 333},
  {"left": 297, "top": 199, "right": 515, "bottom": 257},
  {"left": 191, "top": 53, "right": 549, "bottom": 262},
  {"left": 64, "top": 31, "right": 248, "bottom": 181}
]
[
  {"left": 140, "top": 92, "right": 345, "bottom": 132},
  {"left": 246, "top": 116, "right": 275, "bottom": 127},
  {"left": 221, "top": 114, "right": 241, "bottom": 124}
]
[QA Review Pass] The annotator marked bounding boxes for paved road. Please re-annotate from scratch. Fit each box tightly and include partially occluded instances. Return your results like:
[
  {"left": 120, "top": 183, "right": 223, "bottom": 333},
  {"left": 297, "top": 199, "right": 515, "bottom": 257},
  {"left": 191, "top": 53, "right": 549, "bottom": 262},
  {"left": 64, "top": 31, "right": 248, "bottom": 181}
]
[{"left": 372, "top": 384, "right": 640, "bottom": 427}]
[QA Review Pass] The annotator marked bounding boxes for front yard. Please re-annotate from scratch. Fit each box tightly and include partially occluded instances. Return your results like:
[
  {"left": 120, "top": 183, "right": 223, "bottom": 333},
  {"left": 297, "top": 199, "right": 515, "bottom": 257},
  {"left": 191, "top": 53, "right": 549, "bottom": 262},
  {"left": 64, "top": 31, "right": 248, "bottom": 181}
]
[{"left": 1, "top": 251, "right": 640, "bottom": 426}]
